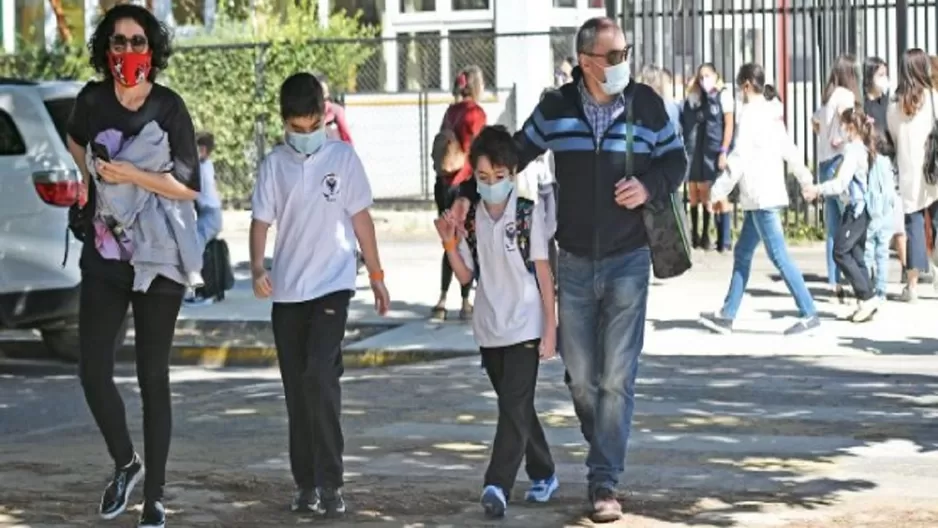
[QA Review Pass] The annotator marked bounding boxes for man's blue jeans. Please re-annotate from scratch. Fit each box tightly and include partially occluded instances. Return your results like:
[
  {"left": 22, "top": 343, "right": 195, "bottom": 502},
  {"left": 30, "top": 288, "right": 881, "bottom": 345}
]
[
  {"left": 557, "top": 246, "right": 649, "bottom": 493},
  {"left": 721, "top": 209, "right": 817, "bottom": 319}
]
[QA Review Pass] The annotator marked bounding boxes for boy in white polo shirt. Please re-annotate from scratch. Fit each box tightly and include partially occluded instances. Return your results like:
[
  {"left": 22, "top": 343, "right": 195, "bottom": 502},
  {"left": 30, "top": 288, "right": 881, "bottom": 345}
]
[
  {"left": 434, "top": 125, "right": 558, "bottom": 519},
  {"left": 249, "top": 72, "right": 390, "bottom": 518}
]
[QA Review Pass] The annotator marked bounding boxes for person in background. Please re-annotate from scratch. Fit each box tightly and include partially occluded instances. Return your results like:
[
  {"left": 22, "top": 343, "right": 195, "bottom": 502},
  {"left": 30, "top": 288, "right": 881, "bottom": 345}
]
[
  {"left": 804, "top": 106, "right": 887, "bottom": 321},
  {"left": 184, "top": 131, "right": 225, "bottom": 306},
  {"left": 430, "top": 65, "right": 487, "bottom": 321},
  {"left": 887, "top": 48, "right": 938, "bottom": 302},
  {"left": 639, "top": 64, "right": 681, "bottom": 139},
  {"left": 700, "top": 62, "right": 819, "bottom": 336},
  {"left": 555, "top": 56, "right": 574, "bottom": 86},
  {"left": 434, "top": 126, "right": 559, "bottom": 519},
  {"left": 862, "top": 57, "right": 903, "bottom": 295},
  {"left": 316, "top": 73, "right": 353, "bottom": 145},
  {"left": 681, "top": 62, "right": 735, "bottom": 252},
  {"left": 816, "top": 54, "right": 862, "bottom": 303},
  {"left": 250, "top": 72, "right": 390, "bottom": 518}
]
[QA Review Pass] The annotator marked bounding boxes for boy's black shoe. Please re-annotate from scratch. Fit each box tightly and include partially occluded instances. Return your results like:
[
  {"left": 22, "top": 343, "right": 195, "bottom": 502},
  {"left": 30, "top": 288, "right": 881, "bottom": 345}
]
[
  {"left": 315, "top": 487, "right": 346, "bottom": 517},
  {"left": 290, "top": 487, "right": 319, "bottom": 513},
  {"left": 99, "top": 452, "right": 144, "bottom": 519},
  {"left": 138, "top": 500, "right": 166, "bottom": 528}
]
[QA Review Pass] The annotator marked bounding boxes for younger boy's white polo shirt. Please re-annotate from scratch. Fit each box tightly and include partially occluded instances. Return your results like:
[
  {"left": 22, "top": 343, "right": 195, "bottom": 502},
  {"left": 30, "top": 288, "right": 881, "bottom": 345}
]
[
  {"left": 458, "top": 191, "right": 549, "bottom": 348},
  {"left": 252, "top": 141, "right": 373, "bottom": 303}
]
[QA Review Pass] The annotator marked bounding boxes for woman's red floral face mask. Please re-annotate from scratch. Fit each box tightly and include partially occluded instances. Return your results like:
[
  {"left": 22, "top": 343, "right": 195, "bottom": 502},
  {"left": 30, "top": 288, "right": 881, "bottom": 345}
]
[{"left": 107, "top": 32, "right": 151, "bottom": 87}]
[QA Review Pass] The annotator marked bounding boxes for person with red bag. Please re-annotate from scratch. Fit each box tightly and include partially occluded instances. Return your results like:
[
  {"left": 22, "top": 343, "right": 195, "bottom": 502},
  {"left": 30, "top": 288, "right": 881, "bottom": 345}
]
[{"left": 430, "top": 65, "right": 487, "bottom": 321}]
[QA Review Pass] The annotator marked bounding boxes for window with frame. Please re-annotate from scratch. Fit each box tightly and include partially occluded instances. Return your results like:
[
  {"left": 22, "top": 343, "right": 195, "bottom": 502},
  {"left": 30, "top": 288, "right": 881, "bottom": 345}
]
[
  {"left": 400, "top": 0, "right": 435, "bottom": 12},
  {"left": 398, "top": 32, "right": 441, "bottom": 91},
  {"left": 453, "top": 0, "right": 489, "bottom": 9},
  {"left": 553, "top": 0, "right": 576, "bottom": 7},
  {"left": 450, "top": 29, "right": 495, "bottom": 87},
  {"left": 0, "top": 111, "right": 27, "bottom": 156}
]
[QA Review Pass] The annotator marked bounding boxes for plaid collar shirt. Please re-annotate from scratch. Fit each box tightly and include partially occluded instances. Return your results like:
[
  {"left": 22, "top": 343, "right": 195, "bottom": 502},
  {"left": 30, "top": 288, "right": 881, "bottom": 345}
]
[{"left": 578, "top": 79, "right": 627, "bottom": 141}]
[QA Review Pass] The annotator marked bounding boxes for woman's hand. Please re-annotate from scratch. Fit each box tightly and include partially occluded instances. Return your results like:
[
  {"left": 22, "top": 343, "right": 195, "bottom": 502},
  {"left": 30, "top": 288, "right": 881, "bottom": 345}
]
[
  {"left": 802, "top": 185, "right": 820, "bottom": 202},
  {"left": 96, "top": 160, "right": 140, "bottom": 185},
  {"left": 718, "top": 152, "right": 728, "bottom": 170}
]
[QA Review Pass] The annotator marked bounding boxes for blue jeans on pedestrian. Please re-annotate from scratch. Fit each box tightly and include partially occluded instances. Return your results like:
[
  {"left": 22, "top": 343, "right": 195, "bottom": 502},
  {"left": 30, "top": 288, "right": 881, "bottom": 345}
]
[
  {"left": 864, "top": 227, "right": 891, "bottom": 297},
  {"left": 557, "top": 246, "right": 650, "bottom": 493},
  {"left": 819, "top": 157, "right": 843, "bottom": 286},
  {"left": 720, "top": 209, "right": 817, "bottom": 319}
]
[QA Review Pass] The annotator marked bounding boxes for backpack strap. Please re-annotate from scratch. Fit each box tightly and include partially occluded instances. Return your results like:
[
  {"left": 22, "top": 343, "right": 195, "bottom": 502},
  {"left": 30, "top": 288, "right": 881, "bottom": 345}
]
[
  {"left": 515, "top": 197, "right": 536, "bottom": 275},
  {"left": 464, "top": 201, "right": 480, "bottom": 280}
]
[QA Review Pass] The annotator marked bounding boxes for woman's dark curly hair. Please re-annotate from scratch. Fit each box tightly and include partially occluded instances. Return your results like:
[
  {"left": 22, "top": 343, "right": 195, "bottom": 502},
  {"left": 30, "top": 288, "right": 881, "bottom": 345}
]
[{"left": 88, "top": 4, "right": 172, "bottom": 82}]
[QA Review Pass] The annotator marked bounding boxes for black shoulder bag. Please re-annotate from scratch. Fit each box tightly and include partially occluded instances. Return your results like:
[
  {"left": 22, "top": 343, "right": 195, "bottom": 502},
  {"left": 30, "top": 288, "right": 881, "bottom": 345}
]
[
  {"left": 923, "top": 90, "right": 938, "bottom": 186},
  {"left": 626, "top": 97, "right": 694, "bottom": 279}
]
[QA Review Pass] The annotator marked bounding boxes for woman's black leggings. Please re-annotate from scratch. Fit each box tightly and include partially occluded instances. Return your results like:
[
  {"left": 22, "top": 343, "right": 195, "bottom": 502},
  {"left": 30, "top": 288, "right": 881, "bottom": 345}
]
[
  {"left": 78, "top": 274, "right": 184, "bottom": 502},
  {"left": 434, "top": 179, "right": 471, "bottom": 299}
]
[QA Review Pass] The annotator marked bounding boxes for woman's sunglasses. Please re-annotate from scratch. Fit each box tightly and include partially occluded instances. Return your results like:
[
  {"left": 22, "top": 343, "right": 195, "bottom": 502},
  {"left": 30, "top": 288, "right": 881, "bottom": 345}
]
[
  {"left": 109, "top": 34, "right": 148, "bottom": 53},
  {"left": 582, "top": 45, "right": 633, "bottom": 66}
]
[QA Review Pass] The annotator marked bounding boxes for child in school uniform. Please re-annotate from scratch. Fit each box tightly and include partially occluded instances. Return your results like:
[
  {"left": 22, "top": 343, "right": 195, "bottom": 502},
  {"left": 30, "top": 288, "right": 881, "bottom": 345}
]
[
  {"left": 249, "top": 72, "right": 390, "bottom": 518},
  {"left": 434, "top": 125, "right": 558, "bottom": 519}
]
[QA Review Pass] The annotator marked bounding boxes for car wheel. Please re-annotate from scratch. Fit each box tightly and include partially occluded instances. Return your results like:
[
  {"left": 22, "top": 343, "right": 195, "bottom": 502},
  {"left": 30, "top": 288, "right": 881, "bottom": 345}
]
[{"left": 40, "top": 316, "right": 129, "bottom": 362}]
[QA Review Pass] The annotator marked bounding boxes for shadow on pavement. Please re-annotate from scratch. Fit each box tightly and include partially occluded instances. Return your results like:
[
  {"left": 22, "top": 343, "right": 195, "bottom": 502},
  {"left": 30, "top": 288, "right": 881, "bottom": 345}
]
[{"left": 2, "top": 344, "right": 937, "bottom": 527}]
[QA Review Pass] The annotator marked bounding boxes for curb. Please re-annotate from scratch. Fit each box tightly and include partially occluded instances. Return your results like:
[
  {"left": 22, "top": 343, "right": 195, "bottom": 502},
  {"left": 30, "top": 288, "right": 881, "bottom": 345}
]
[{"left": 157, "top": 345, "right": 474, "bottom": 368}]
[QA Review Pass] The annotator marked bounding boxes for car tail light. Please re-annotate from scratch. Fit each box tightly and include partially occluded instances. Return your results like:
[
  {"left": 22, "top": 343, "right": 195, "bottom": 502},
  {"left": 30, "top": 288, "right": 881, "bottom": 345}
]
[{"left": 33, "top": 169, "right": 82, "bottom": 207}]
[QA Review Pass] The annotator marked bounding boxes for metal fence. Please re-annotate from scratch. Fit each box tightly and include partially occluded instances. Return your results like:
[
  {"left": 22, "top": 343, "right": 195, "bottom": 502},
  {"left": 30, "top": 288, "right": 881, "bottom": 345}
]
[{"left": 623, "top": 0, "right": 938, "bottom": 230}]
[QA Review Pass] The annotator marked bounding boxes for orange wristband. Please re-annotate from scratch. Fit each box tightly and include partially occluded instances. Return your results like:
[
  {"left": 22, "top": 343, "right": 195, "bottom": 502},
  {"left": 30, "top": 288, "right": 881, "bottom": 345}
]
[
  {"left": 443, "top": 238, "right": 458, "bottom": 252},
  {"left": 369, "top": 270, "right": 385, "bottom": 282}
]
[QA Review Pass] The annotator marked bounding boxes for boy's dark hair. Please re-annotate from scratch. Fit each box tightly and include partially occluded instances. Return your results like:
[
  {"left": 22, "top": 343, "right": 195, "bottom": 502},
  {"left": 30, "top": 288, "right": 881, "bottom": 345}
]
[
  {"left": 196, "top": 131, "right": 215, "bottom": 152},
  {"left": 469, "top": 125, "right": 519, "bottom": 170},
  {"left": 279, "top": 72, "right": 325, "bottom": 120}
]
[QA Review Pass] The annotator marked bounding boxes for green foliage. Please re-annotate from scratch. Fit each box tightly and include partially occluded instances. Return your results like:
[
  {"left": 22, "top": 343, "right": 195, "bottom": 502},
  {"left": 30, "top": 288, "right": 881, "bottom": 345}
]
[{"left": 0, "top": 0, "right": 377, "bottom": 203}]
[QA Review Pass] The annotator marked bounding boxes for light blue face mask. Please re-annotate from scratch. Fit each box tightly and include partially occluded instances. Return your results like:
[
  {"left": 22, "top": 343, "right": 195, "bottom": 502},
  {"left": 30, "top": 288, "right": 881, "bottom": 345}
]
[
  {"left": 599, "top": 61, "right": 631, "bottom": 95},
  {"left": 477, "top": 178, "right": 514, "bottom": 204},
  {"left": 286, "top": 128, "right": 326, "bottom": 156}
]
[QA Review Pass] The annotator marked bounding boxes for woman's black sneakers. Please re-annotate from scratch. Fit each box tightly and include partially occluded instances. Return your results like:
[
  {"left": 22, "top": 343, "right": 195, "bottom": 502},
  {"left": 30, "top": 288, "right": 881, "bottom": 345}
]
[
  {"left": 315, "top": 488, "right": 347, "bottom": 517},
  {"left": 291, "top": 487, "right": 320, "bottom": 512},
  {"left": 99, "top": 453, "right": 144, "bottom": 520},
  {"left": 139, "top": 500, "right": 166, "bottom": 528}
]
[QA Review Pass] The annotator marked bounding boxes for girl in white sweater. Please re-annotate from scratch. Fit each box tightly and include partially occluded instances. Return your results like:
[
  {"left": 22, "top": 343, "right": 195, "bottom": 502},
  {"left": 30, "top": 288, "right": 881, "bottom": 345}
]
[
  {"left": 700, "top": 63, "right": 819, "bottom": 336},
  {"left": 888, "top": 48, "right": 938, "bottom": 302}
]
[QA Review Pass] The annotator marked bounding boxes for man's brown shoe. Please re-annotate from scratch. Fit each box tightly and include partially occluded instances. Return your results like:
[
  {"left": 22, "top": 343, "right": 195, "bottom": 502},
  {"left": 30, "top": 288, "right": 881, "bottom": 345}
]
[{"left": 591, "top": 487, "right": 622, "bottom": 523}]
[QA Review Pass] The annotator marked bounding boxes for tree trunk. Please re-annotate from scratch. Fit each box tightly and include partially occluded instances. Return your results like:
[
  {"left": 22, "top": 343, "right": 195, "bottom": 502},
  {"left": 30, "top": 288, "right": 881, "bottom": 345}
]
[{"left": 48, "top": 0, "right": 73, "bottom": 44}]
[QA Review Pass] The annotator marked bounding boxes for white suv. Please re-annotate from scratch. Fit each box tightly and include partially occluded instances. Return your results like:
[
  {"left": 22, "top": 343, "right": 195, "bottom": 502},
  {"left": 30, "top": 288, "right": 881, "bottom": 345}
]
[{"left": 0, "top": 78, "right": 124, "bottom": 360}]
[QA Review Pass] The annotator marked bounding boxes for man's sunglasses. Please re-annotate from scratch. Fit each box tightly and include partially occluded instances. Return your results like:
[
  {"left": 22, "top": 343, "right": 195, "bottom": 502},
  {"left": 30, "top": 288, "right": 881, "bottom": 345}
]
[
  {"left": 582, "top": 45, "right": 633, "bottom": 65},
  {"left": 109, "top": 34, "right": 148, "bottom": 53}
]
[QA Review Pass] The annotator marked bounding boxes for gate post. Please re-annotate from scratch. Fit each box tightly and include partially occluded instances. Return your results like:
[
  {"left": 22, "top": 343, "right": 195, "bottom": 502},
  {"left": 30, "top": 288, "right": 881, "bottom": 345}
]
[{"left": 896, "top": 0, "right": 908, "bottom": 57}]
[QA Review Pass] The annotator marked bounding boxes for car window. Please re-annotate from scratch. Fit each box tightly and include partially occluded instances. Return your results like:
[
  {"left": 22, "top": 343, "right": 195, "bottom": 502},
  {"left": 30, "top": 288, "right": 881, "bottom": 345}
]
[
  {"left": 43, "top": 97, "right": 75, "bottom": 147},
  {"left": 0, "top": 110, "right": 27, "bottom": 155}
]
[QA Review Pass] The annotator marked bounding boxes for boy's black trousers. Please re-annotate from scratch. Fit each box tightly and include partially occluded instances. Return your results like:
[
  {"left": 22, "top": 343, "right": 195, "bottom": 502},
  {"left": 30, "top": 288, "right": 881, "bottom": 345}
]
[
  {"left": 480, "top": 339, "right": 555, "bottom": 496},
  {"left": 272, "top": 290, "right": 352, "bottom": 490}
]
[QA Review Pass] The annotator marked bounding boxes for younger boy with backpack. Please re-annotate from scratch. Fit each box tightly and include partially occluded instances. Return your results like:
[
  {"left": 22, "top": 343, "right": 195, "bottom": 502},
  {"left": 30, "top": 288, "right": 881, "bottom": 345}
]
[{"left": 434, "top": 125, "right": 558, "bottom": 519}]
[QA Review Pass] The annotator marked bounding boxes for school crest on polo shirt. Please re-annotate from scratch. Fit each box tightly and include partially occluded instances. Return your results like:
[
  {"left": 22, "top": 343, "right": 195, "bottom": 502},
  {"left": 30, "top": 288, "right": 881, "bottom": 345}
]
[
  {"left": 504, "top": 222, "right": 517, "bottom": 251},
  {"left": 322, "top": 173, "right": 340, "bottom": 202}
]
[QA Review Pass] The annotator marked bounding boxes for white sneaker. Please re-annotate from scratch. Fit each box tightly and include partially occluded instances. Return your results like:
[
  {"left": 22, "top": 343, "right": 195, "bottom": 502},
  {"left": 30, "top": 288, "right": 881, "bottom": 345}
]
[{"left": 850, "top": 297, "right": 882, "bottom": 322}]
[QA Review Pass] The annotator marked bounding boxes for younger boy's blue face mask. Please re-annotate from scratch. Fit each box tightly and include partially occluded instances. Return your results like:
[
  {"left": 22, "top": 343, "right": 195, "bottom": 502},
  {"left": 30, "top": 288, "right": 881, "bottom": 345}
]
[
  {"left": 477, "top": 178, "right": 514, "bottom": 204},
  {"left": 286, "top": 128, "right": 326, "bottom": 156}
]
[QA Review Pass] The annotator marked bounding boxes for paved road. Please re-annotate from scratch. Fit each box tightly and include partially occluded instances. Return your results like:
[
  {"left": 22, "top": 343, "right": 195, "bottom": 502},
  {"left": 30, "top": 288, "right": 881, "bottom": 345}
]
[{"left": 2, "top": 347, "right": 937, "bottom": 527}]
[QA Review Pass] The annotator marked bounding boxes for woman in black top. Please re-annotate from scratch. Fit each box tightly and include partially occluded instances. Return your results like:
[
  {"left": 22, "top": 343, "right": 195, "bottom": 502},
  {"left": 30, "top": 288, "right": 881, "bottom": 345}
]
[
  {"left": 65, "top": 5, "right": 200, "bottom": 527},
  {"left": 863, "top": 57, "right": 905, "bottom": 273}
]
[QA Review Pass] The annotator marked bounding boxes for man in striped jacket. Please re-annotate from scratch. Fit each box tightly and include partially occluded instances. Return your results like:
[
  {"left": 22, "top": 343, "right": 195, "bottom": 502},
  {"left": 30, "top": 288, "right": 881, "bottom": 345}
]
[{"left": 455, "top": 16, "right": 686, "bottom": 523}]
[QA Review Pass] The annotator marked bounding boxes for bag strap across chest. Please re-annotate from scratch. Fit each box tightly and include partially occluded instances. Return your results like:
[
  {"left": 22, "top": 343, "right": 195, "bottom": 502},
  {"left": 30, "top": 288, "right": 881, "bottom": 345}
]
[{"left": 464, "top": 196, "right": 536, "bottom": 280}]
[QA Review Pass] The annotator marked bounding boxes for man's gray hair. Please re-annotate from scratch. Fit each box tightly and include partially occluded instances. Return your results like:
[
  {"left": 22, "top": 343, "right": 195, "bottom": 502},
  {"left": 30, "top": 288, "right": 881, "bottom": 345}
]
[{"left": 576, "top": 17, "right": 620, "bottom": 54}]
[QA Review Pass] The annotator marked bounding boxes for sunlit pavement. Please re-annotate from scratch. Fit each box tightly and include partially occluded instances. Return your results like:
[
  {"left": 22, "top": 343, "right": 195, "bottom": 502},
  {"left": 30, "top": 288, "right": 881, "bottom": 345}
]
[
  {"left": 2, "top": 346, "right": 938, "bottom": 526},
  {"left": 3, "top": 211, "right": 938, "bottom": 526}
]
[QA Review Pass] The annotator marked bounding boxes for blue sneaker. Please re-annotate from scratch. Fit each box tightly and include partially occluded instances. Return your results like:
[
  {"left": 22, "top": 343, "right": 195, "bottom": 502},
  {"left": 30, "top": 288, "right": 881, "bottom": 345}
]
[
  {"left": 525, "top": 475, "right": 559, "bottom": 503},
  {"left": 480, "top": 485, "right": 507, "bottom": 518}
]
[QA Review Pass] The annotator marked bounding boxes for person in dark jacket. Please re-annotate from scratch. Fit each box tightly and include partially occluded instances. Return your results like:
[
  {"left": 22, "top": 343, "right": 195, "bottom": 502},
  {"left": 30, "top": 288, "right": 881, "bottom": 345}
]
[
  {"left": 452, "top": 16, "right": 685, "bottom": 523},
  {"left": 681, "top": 63, "right": 736, "bottom": 252}
]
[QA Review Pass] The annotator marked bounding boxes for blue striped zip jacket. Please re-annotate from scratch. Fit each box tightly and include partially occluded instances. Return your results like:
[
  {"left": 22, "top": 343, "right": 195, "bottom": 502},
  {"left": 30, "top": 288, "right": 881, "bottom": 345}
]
[{"left": 515, "top": 76, "right": 686, "bottom": 260}]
